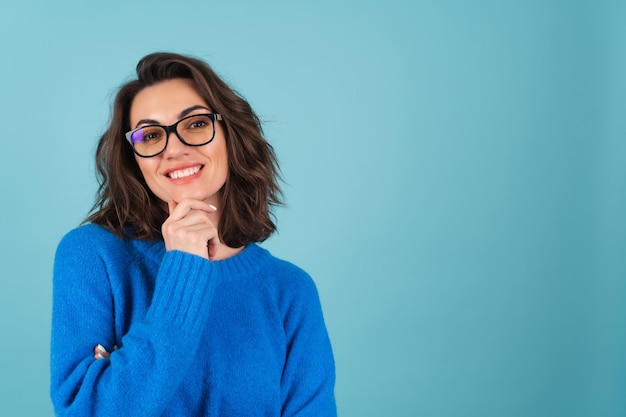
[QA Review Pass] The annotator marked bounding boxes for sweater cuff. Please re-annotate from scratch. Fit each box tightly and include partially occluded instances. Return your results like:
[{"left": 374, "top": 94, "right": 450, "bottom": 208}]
[{"left": 145, "top": 250, "right": 218, "bottom": 336}]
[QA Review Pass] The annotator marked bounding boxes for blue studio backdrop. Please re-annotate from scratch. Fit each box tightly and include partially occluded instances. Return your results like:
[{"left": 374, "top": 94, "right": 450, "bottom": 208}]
[{"left": 0, "top": 1, "right": 625, "bottom": 416}]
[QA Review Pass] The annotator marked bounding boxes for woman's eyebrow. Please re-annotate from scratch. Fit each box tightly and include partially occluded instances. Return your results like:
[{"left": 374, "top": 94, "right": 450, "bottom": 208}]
[
  {"left": 133, "top": 105, "right": 211, "bottom": 129},
  {"left": 179, "top": 105, "right": 211, "bottom": 119},
  {"left": 134, "top": 118, "right": 160, "bottom": 129}
]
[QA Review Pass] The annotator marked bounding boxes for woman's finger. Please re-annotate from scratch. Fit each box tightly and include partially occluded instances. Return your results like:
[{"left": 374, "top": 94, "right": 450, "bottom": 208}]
[
  {"left": 93, "top": 344, "right": 110, "bottom": 360},
  {"left": 167, "top": 199, "right": 216, "bottom": 221},
  {"left": 165, "top": 209, "right": 214, "bottom": 228}
]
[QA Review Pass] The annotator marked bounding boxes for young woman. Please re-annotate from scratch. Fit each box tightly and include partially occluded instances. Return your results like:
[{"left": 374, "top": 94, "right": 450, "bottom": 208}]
[{"left": 50, "top": 52, "right": 336, "bottom": 416}]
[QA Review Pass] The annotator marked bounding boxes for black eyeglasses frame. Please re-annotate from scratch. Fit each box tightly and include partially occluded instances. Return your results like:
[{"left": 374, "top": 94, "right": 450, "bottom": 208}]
[{"left": 125, "top": 113, "right": 223, "bottom": 158}]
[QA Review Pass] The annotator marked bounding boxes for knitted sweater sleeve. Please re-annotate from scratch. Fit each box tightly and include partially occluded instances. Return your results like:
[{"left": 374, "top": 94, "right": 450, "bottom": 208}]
[
  {"left": 278, "top": 267, "right": 337, "bottom": 417},
  {"left": 50, "top": 227, "right": 218, "bottom": 417}
]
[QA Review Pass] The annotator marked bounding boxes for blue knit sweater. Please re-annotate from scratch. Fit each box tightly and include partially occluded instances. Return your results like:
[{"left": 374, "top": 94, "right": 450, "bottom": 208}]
[{"left": 50, "top": 224, "right": 336, "bottom": 416}]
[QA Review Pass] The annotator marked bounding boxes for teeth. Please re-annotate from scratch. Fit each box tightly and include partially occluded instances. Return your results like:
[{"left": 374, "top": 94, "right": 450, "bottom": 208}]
[{"left": 169, "top": 166, "right": 201, "bottom": 179}]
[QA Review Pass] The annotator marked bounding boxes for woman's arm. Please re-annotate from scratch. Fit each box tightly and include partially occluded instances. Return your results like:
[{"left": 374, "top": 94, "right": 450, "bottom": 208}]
[
  {"left": 279, "top": 274, "right": 337, "bottom": 416},
  {"left": 50, "top": 227, "right": 219, "bottom": 417}
]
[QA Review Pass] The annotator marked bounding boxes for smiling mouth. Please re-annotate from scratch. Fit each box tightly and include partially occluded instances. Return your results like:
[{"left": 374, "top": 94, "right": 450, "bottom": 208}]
[{"left": 167, "top": 165, "right": 203, "bottom": 179}]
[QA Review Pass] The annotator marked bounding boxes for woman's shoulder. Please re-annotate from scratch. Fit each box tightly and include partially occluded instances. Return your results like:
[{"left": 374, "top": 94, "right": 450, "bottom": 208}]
[
  {"left": 56, "top": 223, "right": 131, "bottom": 259},
  {"left": 59, "top": 223, "right": 121, "bottom": 245},
  {"left": 254, "top": 245, "right": 320, "bottom": 299}
]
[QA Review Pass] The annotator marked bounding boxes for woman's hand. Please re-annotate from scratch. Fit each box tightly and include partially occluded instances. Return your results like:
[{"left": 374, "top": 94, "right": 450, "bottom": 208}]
[
  {"left": 162, "top": 199, "right": 220, "bottom": 260},
  {"left": 93, "top": 344, "right": 116, "bottom": 360}
]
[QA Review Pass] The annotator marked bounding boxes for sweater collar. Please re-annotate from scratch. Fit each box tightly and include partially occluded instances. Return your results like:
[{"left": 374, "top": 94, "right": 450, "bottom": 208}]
[{"left": 133, "top": 238, "right": 269, "bottom": 276}]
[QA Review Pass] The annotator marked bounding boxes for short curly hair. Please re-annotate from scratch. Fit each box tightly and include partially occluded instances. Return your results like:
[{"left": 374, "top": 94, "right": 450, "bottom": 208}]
[{"left": 86, "top": 52, "right": 282, "bottom": 247}]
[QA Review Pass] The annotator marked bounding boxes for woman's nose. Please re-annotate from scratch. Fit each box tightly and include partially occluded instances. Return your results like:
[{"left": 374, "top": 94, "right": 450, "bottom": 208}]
[{"left": 163, "top": 132, "right": 189, "bottom": 158}]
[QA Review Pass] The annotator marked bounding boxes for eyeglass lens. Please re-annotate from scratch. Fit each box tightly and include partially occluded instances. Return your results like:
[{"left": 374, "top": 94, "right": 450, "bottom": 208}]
[{"left": 130, "top": 114, "right": 215, "bottom": 156}]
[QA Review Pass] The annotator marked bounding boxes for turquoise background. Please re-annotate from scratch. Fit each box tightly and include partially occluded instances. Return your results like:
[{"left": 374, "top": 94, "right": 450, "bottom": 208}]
[{"left": 1, "top": 0, "right": 625, "bottom": 415}]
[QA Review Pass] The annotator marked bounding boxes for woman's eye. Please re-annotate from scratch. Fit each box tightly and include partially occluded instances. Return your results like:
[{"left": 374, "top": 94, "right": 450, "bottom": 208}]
[
  {"left": 143, "top": 130, "right": 163, "bottom": 142},
  {"left": 189, "top": 120, "right": 208, "bottom": 129}
]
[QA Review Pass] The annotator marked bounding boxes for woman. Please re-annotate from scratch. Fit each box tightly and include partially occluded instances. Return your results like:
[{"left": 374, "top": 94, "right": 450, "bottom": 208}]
[{"left": 50, "top": 52, "right": 336, "bottom": 416}]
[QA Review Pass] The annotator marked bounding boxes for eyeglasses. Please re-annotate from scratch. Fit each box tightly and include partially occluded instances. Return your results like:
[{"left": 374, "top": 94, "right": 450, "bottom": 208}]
[{"left": 125, "top": 113, "right": 222, "bottom": 158}]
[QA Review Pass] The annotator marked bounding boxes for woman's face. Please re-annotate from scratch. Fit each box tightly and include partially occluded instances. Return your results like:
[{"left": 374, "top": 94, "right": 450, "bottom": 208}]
[{"left": 129, "top": 78, "right": 228, "bottom": 208}]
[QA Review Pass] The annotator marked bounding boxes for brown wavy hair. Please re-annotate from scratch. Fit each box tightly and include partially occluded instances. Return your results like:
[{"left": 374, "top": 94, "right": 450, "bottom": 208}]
[{"left": 86, "top": 52, "right": 282, "bottom": 247}]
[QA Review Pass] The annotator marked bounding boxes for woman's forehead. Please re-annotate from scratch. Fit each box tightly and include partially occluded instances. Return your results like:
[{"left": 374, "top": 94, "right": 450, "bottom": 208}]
[{"left": 130, "top": 79, "right": 210, "bottom": 125}]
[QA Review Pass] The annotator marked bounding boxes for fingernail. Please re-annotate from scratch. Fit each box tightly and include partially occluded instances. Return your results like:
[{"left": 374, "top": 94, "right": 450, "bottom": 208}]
[
  {"left": 95, "top": 353, "right": 104, "bottom": 360},
  {"left": 209, "top": 204, "right": 217, "bottom": 211},
  {"left": 96, "top": 344, "right": 107, "bottom": 354}
]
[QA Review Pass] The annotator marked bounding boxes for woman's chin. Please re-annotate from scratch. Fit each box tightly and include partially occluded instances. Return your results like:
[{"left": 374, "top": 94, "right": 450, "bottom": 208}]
[{"left": 166, "top": 192, "right": 219, "bottom": 206}]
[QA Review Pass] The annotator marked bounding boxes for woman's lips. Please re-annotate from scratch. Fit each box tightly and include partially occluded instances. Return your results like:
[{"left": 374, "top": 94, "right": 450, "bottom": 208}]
[
  {"left": 167, "top": 165, "right": 203, "bottom": 179},
  {"left": 164, "top": 164, "right": 204, "bottom": 180}
]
